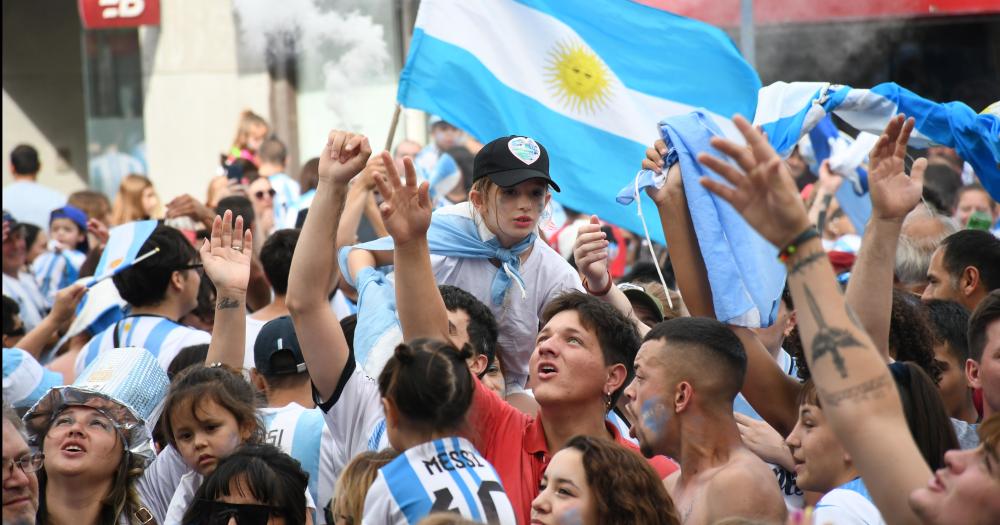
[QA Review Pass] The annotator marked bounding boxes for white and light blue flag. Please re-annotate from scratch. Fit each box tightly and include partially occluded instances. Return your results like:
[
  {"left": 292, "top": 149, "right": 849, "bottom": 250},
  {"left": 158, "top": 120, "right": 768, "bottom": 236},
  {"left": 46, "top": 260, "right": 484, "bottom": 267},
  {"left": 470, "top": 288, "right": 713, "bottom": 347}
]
[
  {"left": 87, "top": 220, "right": 159, "bottom": 287},
  {"left": 753, "top": 81, "right": 1000, "bottom": 200},
  {"left": 398, "top": 0, "right": 760, "bottom": 243}
]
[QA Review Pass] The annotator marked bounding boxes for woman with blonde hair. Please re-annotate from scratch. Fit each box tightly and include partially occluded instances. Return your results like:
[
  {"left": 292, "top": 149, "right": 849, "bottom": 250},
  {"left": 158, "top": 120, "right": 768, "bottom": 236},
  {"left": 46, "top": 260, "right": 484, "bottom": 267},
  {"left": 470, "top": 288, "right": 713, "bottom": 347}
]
[
  {"left": 227, "top": 109, "right": 269, "bottom": 165},
  {"left": 111, "top": 174, "right": 161, "bottom": 225},
  {"left": 328, "top": 449, "right": 397, "bottom": 525}
]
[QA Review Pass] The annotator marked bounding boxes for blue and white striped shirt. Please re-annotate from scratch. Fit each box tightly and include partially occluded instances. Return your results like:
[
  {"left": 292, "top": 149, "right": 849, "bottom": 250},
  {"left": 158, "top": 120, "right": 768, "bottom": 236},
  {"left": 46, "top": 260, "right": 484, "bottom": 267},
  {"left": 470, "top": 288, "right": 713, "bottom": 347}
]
[
  {"left": 33, "top": 249, "right": 87, "bottom": 303},
  {"left": 2, "top": 347, "right": 64, "bottom": 408},
  {"left": 268, "top": 173, "right": 300, "bottom": 228},
  {"left": 74, "top": 315, "right": 211, "bottom": 375},
  {"left": 260, "top": 403, "right": 336, "bottom": 524},
  {"left": 363, "top": 437, "right": 516, "bottom": 525}
]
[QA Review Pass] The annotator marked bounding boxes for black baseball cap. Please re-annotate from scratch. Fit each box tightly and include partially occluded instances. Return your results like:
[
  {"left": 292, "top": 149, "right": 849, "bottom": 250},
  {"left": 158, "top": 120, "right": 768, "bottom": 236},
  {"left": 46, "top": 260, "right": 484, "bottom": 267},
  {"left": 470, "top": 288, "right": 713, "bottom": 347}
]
[
  {"left": 473, "top": 135, "right": 560, "bottom": 192},
  {"left": 253, "top": 316, "right": 307, "bottom": 376}
]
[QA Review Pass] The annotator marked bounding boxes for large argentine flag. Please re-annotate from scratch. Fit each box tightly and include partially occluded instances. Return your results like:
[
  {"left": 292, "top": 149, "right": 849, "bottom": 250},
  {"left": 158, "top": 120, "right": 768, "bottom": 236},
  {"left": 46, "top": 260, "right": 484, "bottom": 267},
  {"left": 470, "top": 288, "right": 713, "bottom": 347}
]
[
  {"left": 754, "top": 82, "right": 1000, "bottom": 200},
  {"left": 398, "top": 0, "right": 760, "bottom": 243}
]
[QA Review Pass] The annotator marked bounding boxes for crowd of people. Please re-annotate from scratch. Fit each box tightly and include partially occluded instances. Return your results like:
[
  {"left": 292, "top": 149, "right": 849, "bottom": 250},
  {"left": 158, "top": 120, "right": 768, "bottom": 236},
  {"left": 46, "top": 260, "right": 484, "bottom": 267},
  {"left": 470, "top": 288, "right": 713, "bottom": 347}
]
[{"left": 2, "top": 103, "right": 999, "bottom": 525}]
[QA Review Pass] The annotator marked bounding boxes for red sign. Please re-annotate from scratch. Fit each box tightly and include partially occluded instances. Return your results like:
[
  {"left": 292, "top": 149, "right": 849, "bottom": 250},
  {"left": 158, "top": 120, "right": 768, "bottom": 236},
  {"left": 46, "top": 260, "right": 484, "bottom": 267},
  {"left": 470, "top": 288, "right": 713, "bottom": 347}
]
[
  {"left": 636, "top": 0, "right": 1000, "bottom": 27},
  {"left": 78, "top": 0, "right": 160, "bottom": 29}
]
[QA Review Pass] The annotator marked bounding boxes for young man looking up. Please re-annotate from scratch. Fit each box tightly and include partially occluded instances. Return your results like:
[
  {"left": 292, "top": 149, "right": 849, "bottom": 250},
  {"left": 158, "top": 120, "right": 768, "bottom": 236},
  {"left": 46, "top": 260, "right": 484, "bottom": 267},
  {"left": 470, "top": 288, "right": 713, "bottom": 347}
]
[
  {"left": 623, "top": 318, "right": 787, "bottom": 524},
  {"left": 922, "top": 229, "right": 1000, "bottom": 311}
]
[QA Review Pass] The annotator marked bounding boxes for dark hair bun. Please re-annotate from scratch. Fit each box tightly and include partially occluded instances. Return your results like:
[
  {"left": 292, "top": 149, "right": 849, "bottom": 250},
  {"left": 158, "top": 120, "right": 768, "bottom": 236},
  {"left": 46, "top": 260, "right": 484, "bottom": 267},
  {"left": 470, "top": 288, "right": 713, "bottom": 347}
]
[{"left": 394, "top": 344, "right": 416, "bottom": 364}]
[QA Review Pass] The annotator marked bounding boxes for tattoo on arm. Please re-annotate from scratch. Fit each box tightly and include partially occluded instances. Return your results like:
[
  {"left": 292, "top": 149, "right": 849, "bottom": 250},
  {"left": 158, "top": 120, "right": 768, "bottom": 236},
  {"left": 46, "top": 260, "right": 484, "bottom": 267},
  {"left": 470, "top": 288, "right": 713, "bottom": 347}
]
[
  {"left": 819, "top": 375, "right": 893, "bottom": 407},
  {"left": 817, "top": 194, "right": 834, "bottom": 232},
  {"left": 217, "top": 297, "right": 241, "bottom": 310},
  {"left": 788, "top": 250, "right": 827, "bottom": 275},
  {"left": 803, "top": 285, "right": 865, "bottom": 379}
]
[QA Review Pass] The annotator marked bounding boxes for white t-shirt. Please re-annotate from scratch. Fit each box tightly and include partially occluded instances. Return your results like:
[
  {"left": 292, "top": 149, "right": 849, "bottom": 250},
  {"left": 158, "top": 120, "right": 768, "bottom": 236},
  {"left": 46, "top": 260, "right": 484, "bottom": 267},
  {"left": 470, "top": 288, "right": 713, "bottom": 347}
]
[
  {"left": 430, "top": 236, "right": 582, "bottom": 389},
  {"left": 363, "top": 437, "right": 517, "bottom": 525},
  {"left": 813, "top": 478, "right": 886, "bottom": 525},
  {"left": 164, "top": 469, "right": 315, "bottom": 524},
  {"left": 260, "top": 402, "right": 336, "bottom": 524},
  {"left": 136, "top": 445, "right": 190, "bottom": 524},
  {"left": 2, "top": 181, "right": 66, "bottom": 229},
  {"left": 317, "top": 357, "right": 390, "bottom": 482},
  {"left": 244, "top": 315, "right": 268, "bottom": 371},
  {"left": 2, "top": 271, "right": 49, "bottom": 330},
  {"left": 75, "top": 314, "right": 211, "bottom": 375}
]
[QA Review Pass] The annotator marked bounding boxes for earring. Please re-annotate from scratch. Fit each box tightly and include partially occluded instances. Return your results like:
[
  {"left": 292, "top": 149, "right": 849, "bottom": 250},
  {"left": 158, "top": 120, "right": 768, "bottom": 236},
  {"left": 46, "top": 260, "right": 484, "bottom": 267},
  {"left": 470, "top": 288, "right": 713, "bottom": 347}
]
[{"left": 604, "top": 391, "right": 612, "bottom": 411}]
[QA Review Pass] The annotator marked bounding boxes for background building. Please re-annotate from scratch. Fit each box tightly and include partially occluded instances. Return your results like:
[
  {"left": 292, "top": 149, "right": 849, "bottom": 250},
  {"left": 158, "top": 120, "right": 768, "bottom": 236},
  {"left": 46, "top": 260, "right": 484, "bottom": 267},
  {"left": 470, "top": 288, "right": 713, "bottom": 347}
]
[{"left": 4, "top": 0, "right": 998, "bottom": 201}]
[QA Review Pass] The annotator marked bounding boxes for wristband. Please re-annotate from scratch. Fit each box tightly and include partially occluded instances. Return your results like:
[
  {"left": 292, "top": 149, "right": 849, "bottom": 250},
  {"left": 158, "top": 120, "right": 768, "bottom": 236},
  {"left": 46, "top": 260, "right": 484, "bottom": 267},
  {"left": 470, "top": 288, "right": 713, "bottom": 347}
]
[
  {"left": 778, "top": 227, "right": 820, "bottom": 263},
  {"left": 582, "top": 269, "right": 613, "bottom": 296}
]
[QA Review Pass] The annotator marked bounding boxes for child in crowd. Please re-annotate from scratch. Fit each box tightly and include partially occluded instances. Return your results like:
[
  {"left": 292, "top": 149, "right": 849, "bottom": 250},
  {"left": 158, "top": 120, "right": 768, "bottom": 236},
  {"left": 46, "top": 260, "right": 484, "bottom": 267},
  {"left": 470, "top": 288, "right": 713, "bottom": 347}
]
[
  {"left": 329, "top": 449, "right": 399, "bottom": 525},
  {"left": 362, "top": 339, "right": 517, "bottom": 524},
  {"left": 112, "top": 174, "right": 162, "bottom": 225},
  {"left": 346, "top": 136, "right": 582, "bottom": 393},
  {"left": 159, "top": 364, "right": 319, "bottom": 522},
  {"left": 227, "top": 110, "right": 269, "bottom": 166},
  {"left": 183, "top": 443, "right": 310, "bottom": 525},
  {"left": 33, "top": 205, "right": 88, "bottom": 301},
  {"left": 785, "top": 380, "right": 887, "bottom": 524}
]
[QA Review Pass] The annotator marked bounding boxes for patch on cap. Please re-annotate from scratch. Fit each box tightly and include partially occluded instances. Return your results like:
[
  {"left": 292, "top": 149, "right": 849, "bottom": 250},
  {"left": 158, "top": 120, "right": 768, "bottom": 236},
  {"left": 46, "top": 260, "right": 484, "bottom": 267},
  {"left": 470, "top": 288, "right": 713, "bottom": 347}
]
[{"left": 508, "top": 137, "right": 541, "bottom": 165}]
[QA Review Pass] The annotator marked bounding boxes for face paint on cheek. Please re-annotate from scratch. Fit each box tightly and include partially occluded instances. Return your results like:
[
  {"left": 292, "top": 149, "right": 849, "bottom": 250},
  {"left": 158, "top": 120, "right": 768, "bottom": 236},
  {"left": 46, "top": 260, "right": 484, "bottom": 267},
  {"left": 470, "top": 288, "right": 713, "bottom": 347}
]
[
  {"left": 641, "top": 398, "right": 667, "bottom": 438},
  {"left": 558, "top": 505, "right": 584, "bottom": 525}
]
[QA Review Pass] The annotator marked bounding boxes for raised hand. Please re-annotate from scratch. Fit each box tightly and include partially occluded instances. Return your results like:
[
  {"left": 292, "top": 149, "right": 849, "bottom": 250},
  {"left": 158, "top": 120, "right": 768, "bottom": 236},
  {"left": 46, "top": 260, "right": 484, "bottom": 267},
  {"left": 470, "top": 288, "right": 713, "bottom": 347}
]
[
  {"left": 50, "top": 283, "right": 86, "bottom": 326},
  {"left": 868, "top": 115, "right": 926, "bottom": 221},
  {"left": 373, "top": 150, "right": 431, "bottom": 246},
  {"left": 573, "top": 215, "right": 611, "bottom": 291},
  {"left": 165, "top": 194, "right": 214, "bottom": 225},
  {"left": 87, "top": 218, "right": 110, "bottom": 248},
  {"left": 642, "top": 139, "right": 668, "bottom": 173},
  {"left": 200, "top": 209, "right": 253, "bottom": 295},
  {"left": 817, "top": 159, "right": 844, "bottom": 195},
  {"left": 697, "top": 115, "right": 811, "bottom": 249},
  {"left": 319, "top": 131, "right": 372, "bottom": 185}
]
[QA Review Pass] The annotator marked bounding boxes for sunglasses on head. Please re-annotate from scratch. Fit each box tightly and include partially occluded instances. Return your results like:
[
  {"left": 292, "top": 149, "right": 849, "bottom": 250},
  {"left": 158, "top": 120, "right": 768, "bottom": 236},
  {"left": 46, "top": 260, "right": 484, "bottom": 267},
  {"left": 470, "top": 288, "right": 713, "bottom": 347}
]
[
  {"left": 196, "top": 500, "right": 276, "bottom": 525},
  {"left": 254, "top": 189, "right": 277, "bottom": 200}
]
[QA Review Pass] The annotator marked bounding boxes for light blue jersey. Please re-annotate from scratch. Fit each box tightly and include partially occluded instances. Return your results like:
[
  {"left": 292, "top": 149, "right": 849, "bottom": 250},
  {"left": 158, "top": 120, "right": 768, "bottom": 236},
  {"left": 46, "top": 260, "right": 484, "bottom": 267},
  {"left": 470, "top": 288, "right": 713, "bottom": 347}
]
[
  {"left": 363, "top": 437, "right": 516, "bottom": 525},
  {"left": 259, "top": 403, "right": 336, "bottom": 524},
  {"left": 267, "top": 173, "right": 300, "bottom": 227},
  {"left": 33, "top": 249, "right": 86, "bottom": 302},
  {"left": 2, "top": 348, "right": 64, "bottom": 409},
  {"left": 75, "top": 314, "right": 211, "bottom": 375}
]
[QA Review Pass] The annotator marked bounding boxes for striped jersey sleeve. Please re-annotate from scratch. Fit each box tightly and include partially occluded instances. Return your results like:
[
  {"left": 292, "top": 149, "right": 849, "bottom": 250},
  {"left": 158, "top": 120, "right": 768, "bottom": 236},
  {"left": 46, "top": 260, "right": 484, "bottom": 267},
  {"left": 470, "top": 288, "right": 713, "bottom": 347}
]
[{"left": 2, "top": 347, "right": 64, "bottom": 408}]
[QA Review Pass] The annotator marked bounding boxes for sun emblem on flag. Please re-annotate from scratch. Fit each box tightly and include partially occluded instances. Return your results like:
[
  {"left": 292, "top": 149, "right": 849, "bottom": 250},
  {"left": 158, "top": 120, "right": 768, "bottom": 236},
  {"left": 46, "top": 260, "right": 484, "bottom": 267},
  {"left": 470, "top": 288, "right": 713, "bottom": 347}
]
[{"left": 545, "top": 40, "right": 613, "bottom": 114}]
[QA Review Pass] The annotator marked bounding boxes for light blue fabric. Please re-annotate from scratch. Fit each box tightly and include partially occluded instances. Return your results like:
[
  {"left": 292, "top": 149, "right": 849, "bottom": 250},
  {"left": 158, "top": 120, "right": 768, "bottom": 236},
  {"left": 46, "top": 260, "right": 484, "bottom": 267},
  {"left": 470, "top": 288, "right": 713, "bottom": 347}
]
[
  {"left": 345, "top": 205, "right": 532, "bottom": 306},
  {"left": 397, "top": 0, "right": 760, "bottom": 244},
  {"left": 755, "top": 82, "right": 999, "bottom": 200},
  {"left": 661, "top": 111, "right": 785, "bottom": 327}
]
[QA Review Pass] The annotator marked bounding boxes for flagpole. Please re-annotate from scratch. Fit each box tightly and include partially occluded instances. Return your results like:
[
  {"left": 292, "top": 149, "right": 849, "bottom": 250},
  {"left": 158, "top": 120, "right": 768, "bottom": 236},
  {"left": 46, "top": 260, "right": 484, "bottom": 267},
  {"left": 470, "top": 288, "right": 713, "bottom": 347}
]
[
  {"left": 740, "top": 0, "right": 756, "bottom": 68},
  {"left": 384, "top": 103, "right": 403, "bottom": 152},
  {"left": 85, "top": 247, "right": 161, "bottom": 288}
]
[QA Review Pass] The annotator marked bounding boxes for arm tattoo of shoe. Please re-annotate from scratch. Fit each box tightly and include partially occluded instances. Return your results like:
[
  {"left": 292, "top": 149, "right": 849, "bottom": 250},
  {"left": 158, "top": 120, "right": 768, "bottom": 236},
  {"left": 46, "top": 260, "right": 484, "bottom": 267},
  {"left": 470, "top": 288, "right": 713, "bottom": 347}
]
[{"left": 803, "top": 285, "right": 865, "bottom": 379}]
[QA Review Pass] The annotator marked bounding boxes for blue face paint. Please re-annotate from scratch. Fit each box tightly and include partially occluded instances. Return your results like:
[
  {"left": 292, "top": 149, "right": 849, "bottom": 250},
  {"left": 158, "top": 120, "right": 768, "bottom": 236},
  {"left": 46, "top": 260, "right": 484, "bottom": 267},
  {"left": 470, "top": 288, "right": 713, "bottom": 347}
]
[
  {"left": 641, "top": 398, "right": 667, "bottom": 439},
  {"left": 558, "top": 505, "right": 583, "bottom": 525}
]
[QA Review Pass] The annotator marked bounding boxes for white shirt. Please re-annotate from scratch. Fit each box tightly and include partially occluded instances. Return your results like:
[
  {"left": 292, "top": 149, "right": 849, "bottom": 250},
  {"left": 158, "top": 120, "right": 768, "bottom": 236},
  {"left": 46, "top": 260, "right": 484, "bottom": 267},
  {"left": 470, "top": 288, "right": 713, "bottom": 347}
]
[
  {"left": 136, "top": 446, "right": 189, "bottom": 524},
  {"left": 259, "top": 402, "right": 336, "bottom": 524},
  {"left": 2, "top": 181, "right": 66, "bottom": 228},
  {"left": 2, "top": 271, "right": 49, "bottom": 330},
  {"left": 813, "top": 479, "right": 886, "bottom": 525},
  {"left": 430, "top": 237, "right": 582, "bottom": 390},
  {"left": 363, "top": 437, "right": 517, "bottom": 525},
  {"left": 317, "top": 359, "right": 390, "bottom": 483},
  {"left": 75, "top": 314, "right": 211, "bottom": 375},
  {"left": 244, "top": 315, "right": 268, "bottom": 371}
]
